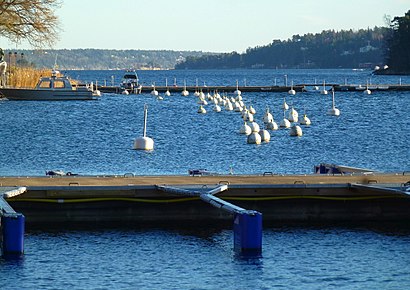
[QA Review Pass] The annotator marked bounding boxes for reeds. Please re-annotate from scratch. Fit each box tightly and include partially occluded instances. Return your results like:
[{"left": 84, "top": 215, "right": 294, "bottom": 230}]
[{"left": 7, "top": 67, "right": 52, "bottom": 88}]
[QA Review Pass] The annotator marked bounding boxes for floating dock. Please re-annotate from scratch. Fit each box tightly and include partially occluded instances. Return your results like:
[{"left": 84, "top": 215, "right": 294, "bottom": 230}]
[
  {"left": 97, "top": 84, "right": 410, "bottom": 94},
  {"left": 1, "top": 173, "right": 409, "bottom": 227}
]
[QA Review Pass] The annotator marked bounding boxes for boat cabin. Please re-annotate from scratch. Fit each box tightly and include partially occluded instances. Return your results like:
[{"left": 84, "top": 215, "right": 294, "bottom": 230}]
[{"left": 35, "top": 75, "right": 73, "bottom": 90}]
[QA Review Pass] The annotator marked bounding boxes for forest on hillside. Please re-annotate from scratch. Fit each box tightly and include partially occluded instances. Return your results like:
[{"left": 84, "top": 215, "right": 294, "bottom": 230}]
[
  {"left": 176, "top": 27, "right": 388, "bottom": 70},
  {"left": 2, "top": 49, "right": 212, "bottom": 70}
]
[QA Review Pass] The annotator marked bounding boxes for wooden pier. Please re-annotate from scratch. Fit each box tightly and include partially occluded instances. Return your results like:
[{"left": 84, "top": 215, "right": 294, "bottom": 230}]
[{"left": 1, "top": 173, "right": 409, "bottom": 227}]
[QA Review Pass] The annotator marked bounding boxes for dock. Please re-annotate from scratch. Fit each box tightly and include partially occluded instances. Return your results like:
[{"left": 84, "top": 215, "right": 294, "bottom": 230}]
[
  {"left": 1, "top": 173, "right": 410, "bottom": 226},
  {"left": 97, "top": 84, "right": 410, "bottom": 94}
]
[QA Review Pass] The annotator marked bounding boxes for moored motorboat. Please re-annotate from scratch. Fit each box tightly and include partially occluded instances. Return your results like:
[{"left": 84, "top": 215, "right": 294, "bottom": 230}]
[{"left": 0, "top": 70, "right": 99, "bottom": 101}]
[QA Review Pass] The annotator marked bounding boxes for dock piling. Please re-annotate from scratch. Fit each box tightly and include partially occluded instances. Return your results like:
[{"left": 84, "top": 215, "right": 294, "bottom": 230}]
[
  {"left": 234, "top": 211, "right": 262, "bottom": 256},
  {"left": 1, "top": 187, "right": 27, "bottom": 258},
  {"left": 156, "top": 184, "right": 263, "bottom": 256},
  {"left": 1, "top": 213, "right": 25, "bottom": 258}
]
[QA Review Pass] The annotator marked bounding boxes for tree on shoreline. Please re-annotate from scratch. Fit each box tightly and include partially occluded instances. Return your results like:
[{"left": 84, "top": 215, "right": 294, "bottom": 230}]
[
  {"left": 384, "top": 10, "right": 410, "bottom": 73},
  {"left": 0, "top": 0, "right": 61, "bottom": 47}
]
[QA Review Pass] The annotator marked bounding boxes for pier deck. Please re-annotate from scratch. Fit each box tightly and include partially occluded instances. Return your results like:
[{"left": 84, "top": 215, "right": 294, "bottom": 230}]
[
  {"left": 97, "top": 84, "right": 410, "bottom": 94},
  {"left": 1, "top": 174, "right": 409, "bottom": 226}
]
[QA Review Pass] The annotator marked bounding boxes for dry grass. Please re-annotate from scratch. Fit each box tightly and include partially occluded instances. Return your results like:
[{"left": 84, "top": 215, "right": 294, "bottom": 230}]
[{"left": 8, "top": 67, "right": 53, "bottom": 88}]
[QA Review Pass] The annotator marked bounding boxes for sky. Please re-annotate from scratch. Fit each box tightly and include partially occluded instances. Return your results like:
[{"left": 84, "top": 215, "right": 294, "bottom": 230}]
[{"left": 2, "top": 0, "right": 410, "bottom": 52}]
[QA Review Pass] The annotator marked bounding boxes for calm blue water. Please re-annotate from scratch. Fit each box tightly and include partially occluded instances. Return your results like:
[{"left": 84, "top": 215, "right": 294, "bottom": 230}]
[
  {"left": 0, "top": 69, "right": 409, "bottom": 175},
  {"left": 1, "top": 69, "right": 410, "bottom": 289},
  {"left": 2, "top": 227, "right": 410, "bottom": 289}
]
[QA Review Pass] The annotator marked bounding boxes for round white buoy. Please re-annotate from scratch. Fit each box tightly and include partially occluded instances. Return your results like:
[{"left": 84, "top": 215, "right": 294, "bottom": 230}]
[
  {"left": 165, "top": 90, "right": 171, "bottom": 96},
  {"left": 288, "top": 107, "right": 299, "bottom": 123},
  {"left": 289, "top": 124, "right": 303, "bottom": 137},
  {"left": 197, "top": 105, "right": 206, "bottom": 114},
  {"left": 248, "top": 121, "right": 260, "bottom": 132},
  {"left": 300, "top": 114, "right": 311, "bottom": 125},
  {"left": 321, "top": 80, "right": 328, "bottom": 95},
  {"left": 247, "top": 132, "right": 261, "bottom": 144},
  {"left": 259, "top": 129, "right": 271, "bottom": 142},
  {"left": 328, "top": 107, "right": 340, "bottom": 116},
  {"left": 263, "top": 107, "right": 273, "bottom": 124},
  {"left": 328, "top": 89, "right": 341, "bottom": 116},
  {"left": 266, "top": 121, "right": 278, "bottom": 130},
  {"left": 243, "top": 111, "right": 254, "bottom": 122},
  {"left": 134, "top": 136, "right": 154, "bottom": 150},
  {"left": 234, "top": 102, "right": 243, "bottom": 112},
  {"left": 122, "top": 90, "right": 129, "bottom": 95},
  {"left": 364, "top": 88, "right": 371, "bottom": 95},
  {"left": 239, "top": 122, "right": 252, "bottom": 135},
  {"left": 133, "top": 104, "right": 154, "bottom": 150},
  {"left": 282, "top": 98, "right": 289, "bottom": 110},
  {"left": 249, "top": 105, "right": 256, "bottom": 115},
  {"left": 213, "top": 105, "right": 221, "bottom": 112},
  {"left": 280, "top": 118, "right": 291, "bottom": 128},
  {"left": 225, "top": 101, "right": 233, "bottom": 111}
]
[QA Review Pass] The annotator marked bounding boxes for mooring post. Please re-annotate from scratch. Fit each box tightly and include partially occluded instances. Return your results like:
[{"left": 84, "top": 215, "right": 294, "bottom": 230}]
[
  {"left": 1, "top": 213, "right": 25, "bottom": 258},
  {"left": 233, "top": 210, "right": 262, "bottom": 256}
]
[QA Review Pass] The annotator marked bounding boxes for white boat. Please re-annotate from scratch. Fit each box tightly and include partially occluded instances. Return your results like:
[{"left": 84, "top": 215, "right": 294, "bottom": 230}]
[
  {"left": 120, "top": 70, "right": 139, "bottom": 90},
  {"left": 0, "top": 71, "right": 99, "bottom": 101}
]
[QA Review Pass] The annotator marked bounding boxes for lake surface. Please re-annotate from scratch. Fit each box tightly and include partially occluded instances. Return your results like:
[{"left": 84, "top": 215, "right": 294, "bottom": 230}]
[
  {"left": 0, "top": 69, "right": 409, "bottom": 175},
  {"left": 1, "top": 69, "right": 410, "bottom": 289},
  {"left": 2, "top": 226, "right": 410, "bottom": 289}
]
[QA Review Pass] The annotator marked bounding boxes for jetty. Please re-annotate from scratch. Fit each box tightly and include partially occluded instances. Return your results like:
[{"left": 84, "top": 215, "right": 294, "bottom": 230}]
[{"left": 97, "top": 83, "right": 410, "bottom": 94}]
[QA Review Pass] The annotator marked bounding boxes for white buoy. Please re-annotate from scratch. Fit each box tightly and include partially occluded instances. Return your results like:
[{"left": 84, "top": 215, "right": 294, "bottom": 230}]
[
  {"left": 197, "top": 105, "right": 206, "bottom": 114},
  {"left": 280, "top": 111, "right": 291, "bottom": 128},
  {"left": 266, "top": 121, "right": 278, "bottom": 130},
  {"left": 282, "top": 98, "right": 289, "bottom": 110},
  {"left": 300, "top": 114, "right": 311, "bottom": 125},
  {"left": 289, "top": 124, "right": 303, "bottom": 136},
  {"left": 234, "top": 80, "right": 241, "bottom": 96},
  {"left": 122, "top": 89, "right": 129, "bottom": 95},
  {"left": 288, "top": 107, "right": 299, "bottom": 123},
  {"left": 280, "top": 118, "right": 291, "bottom": 128},
  {"left": 364, "top": 81, "right": 371, "bottom": 95},
  {"left": 263, "top": 107, "right": 273, "bottom": 124},
  {"left": 247, "top": 132, "right": 261, "bottom": 144},
  {"left": 321, "top": 80, "right": 328, "bottom": 95},
  {"left": 133, "top": 104, "right": 154, "bottom": 150},
  {"left": 234, "top": 102, "right": 243, "bottom": 112},
  {"left": 225, "top": 101, "right": 233, "bottom": 111},
  {"left": 259, "top": 129, "right": 271, "bottom": 142},
  {"left": 151, "top": 83, "right": 158, "bottom": 96},
  {"left": 248, "top": 121, "right": 260, "bottom": 133},
  {"left": 213, "top": 104, "right": 221, "bottom": 112},
  {"left": 328, "top": 89, "right": 340, "bottom": 116},
  {"left": 249, "top": 105, "right": 256, "bottom": 115},
  {"left": 288, "top": 81, "right": 296, "bottom": 95},
  {"left": 164, "top": 78, "right": 171, "bottom": 96},
  {"left": 239, "top": 122, "right": 252, "bottom": 135},
  {"left": 243, "top": 111, "right": 254, "bottom": 122},
  {"left": 181, "top": 80, "right": 189, "bottom": 96}
]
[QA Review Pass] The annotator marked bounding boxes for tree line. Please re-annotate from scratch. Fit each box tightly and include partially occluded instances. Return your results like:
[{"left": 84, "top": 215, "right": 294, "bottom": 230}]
[
  {"left": 2, "top": 49, "right": 210, "bottom": 70},
  {"left": 176, "top": 27, "right": 388, "bottom": 70}
]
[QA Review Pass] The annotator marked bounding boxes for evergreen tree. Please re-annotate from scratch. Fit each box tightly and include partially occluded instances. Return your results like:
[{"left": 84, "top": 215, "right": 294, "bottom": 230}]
[{"left": 384, "top": 10, "right": 410, "bottom": 73}]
